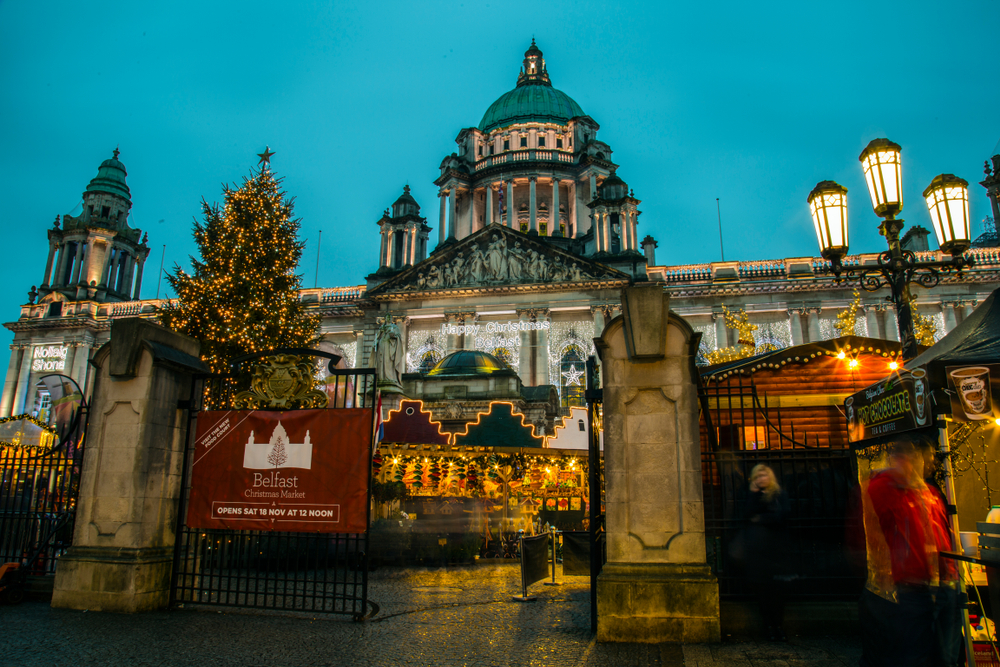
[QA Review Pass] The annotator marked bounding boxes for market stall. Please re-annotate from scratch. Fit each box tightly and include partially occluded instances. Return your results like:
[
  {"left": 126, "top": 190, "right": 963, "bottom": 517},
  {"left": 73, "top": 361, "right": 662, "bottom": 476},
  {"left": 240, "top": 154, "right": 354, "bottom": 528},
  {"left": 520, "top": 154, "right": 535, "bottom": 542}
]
[{"left": 369, "top": 399, "right": 598, "bottom": 564}]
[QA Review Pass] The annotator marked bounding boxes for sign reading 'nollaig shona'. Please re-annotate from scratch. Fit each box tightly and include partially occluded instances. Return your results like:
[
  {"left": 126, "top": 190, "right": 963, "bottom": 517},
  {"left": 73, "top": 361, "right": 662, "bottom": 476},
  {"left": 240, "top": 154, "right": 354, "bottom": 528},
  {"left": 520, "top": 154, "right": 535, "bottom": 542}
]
[{"left": 32, "top": 345, "right": 68, "bottom": 372}]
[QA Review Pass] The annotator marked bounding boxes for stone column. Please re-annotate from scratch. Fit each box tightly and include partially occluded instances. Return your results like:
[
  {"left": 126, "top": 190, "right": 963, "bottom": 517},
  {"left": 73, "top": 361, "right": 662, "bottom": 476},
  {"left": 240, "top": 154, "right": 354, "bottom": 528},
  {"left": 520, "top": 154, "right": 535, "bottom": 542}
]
[
  {"left": 536, "top": 309, "right": 550, "bottom": 386},
  {"left": 438, "top": 192, "right": 447, "bottom": 246},
  {"left": 70, "top": 241, "right": 85, "bottom": 285},
  {"left": 881, "top": 306, "right": 900, "bottom": 341},
  {"left": 960, "top": 301, "right": 976, "bottom": 321},
  {"left": 445, "top": 314, "right": 460, "bottom": 355},
  {"left": 517, "top": 309, "right": 532, "bottom": 384},
  {"left": 11, "top": 344, "right": 35, "bottom": 414},
  {"left": 485, "top": 184, "right": 493, "bottom": 226},
  {"left": 506, "top": 181, "right": 514, "bottom": 228},
  {"left": 788, "top": 309, "right": 804, "bottom": 346},
  {"left": 595, "top": 284, "right": 719, "bottom": 642},
  {"left": 529, "top": 177, "right": 538, "bottom": 234},
  {"left": 589, "top": 173, "right": 597, "bottom": 203},
  {"left": 52, "top": 319, "right": 207, "bottom": 612},
  {"left": 592, "top": 305, "right": 607, "bottom": 337},
  {"left": 123, "top": 255, "right": 136, "bottom": 297},
  {"left": 942, "top": 302, "right": 958, "bottom": 333},
  {"left": 602, "top": 212, "right": 612, "bottom": 254},
  {"left": 864, "top": 306, "right": 881, "bottom": 339},
  {"left": 379, "top": 229, "right": 388, "bottom": 267},
  {"left": 466, "top": 190, "right": 476, "bottom": 237},
  {"left": 132, "top": 256, "right": 146, "bottom": 300},
  {"left": 803, "top": 308, "right": 821, "bottom": 343},
  {"left": 569, "top": 180, "right": 577, "bottom": 237},
  {"left": 42, "top": 242, "right": 57, "bottom": 287},
  {"left": 630, "top": 210, "right": 639, "bottom": 252},
  {"left": 52, "top": 244, "right": 67, "bottom": 286},
  {"left": 448, "top": 189, "right": 458, "bottom": 240},
  {"left": 712, "top": 311, "right": 728, "bottom": 349},
  {"left": 552, "top": 179, "right": 560, "bottom": 236},
  {"left": 0, "top": 345, "right": 25, "bottom": 417}
]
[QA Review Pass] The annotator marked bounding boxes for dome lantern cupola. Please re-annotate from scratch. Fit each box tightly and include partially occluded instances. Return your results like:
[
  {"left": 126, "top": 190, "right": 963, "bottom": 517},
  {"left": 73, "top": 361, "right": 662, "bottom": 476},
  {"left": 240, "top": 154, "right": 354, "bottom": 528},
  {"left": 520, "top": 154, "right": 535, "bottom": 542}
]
[
  {"left": 479, "top": 41, "right": 585, "bottom": 133},
  {"left": 517, "top": 39, "right": 550, "bottom": 87}
]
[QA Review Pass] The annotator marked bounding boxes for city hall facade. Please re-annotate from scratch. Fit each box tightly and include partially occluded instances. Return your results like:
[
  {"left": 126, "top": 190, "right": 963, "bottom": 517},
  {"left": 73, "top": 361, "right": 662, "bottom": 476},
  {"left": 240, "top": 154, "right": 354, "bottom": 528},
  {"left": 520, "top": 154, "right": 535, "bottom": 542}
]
[{"left": 4, "top": 42, "right": 1000, "bottom": 433}]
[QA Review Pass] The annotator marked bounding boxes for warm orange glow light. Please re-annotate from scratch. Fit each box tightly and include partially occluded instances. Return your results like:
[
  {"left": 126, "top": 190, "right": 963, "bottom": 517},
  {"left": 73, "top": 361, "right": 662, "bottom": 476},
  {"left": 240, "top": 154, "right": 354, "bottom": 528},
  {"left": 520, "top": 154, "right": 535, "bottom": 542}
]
[
  {"left": 889, "top": 361, "right": 899, "bottom": 370},
  {"left": 837, "top": 351, "right": 847, "bottom": 360},
  {"left": 848, "top": 359, "right": 859, "bottom": 369}
]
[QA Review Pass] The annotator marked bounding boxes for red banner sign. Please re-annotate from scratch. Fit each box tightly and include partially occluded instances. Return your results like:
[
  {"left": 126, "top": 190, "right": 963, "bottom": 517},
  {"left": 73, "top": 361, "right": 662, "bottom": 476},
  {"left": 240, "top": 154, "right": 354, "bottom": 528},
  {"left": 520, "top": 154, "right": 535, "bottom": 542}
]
[{"left": 186, "top": 409, "right": 371, "bottom": 533}]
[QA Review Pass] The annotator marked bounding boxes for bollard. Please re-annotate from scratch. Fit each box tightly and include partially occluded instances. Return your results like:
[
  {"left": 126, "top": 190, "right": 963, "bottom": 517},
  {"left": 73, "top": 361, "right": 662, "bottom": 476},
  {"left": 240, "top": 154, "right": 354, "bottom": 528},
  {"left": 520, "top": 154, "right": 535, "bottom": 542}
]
[{"left": 544, "top": 526, "right": 562, "bottom": 586}]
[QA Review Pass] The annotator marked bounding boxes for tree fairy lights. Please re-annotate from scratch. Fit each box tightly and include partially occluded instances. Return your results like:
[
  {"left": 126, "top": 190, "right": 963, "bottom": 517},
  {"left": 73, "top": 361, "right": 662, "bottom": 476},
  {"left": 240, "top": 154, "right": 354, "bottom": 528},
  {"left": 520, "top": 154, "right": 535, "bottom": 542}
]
[{"left": 159, "top": 164, "right": 318, "bottom": 372}]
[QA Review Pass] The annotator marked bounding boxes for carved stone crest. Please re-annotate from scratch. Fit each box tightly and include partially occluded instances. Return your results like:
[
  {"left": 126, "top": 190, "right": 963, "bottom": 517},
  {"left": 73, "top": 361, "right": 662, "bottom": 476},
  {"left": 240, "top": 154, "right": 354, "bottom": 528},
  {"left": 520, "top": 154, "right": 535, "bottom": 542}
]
[{"left": 233, "top": 354, "right": 329, "bottom": 409}]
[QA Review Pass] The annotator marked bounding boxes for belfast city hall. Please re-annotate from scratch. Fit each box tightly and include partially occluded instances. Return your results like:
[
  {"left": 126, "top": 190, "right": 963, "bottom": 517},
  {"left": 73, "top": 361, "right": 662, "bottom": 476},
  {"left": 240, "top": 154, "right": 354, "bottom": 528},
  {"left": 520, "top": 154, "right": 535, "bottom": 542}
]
[{"left": 3, "top": 41, "right": 1000, "bottom": 434}]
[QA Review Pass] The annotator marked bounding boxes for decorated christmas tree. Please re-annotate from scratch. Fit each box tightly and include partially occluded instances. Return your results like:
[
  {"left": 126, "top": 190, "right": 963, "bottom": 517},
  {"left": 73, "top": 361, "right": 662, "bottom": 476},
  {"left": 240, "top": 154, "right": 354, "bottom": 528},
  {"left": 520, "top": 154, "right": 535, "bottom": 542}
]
[{"left": 159, "top": 151, "right": 318, "bottom": 373}]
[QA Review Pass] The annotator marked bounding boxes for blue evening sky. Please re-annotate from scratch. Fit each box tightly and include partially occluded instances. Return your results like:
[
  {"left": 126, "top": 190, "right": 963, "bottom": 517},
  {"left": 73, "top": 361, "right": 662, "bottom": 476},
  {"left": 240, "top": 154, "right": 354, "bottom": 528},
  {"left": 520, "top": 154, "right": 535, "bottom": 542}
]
[{"left": 2, "top": 1, "right": 998, "bottom": 365}]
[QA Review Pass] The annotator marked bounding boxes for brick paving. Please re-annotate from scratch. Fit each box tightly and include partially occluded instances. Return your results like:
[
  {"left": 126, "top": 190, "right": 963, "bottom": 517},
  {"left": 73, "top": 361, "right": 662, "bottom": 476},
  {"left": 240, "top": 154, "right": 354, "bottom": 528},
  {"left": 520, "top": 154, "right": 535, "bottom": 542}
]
[{"left": 0, "top": 562, "right": 860, "bottom": 666}]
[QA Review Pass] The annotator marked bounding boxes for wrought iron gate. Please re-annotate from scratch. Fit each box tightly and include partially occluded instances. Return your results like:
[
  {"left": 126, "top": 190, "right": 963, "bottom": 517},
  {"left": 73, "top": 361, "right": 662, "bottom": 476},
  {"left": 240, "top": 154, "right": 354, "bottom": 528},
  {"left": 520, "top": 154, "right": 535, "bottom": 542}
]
[
  {"left": 0, "top": 377, "right": 87, "bottom": 595},
  {"left": 699, "top": 374, "right": 863, "bottom": 599},
  {"left": 170, "top": 350, "right": 377, "bottom": 619},
  {"left": 585, "top": 356, "right": 605, "bottom": 633}
]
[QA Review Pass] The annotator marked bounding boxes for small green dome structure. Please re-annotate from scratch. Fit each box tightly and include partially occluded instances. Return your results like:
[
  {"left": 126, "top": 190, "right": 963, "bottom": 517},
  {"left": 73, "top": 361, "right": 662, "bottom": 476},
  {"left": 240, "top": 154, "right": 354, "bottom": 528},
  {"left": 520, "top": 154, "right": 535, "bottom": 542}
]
[
  {"left": 84, "top": 148, "right": 131, "bottom": 201},
  {"left": 426, "top": 350, "right": 512, "bottom": 376}
]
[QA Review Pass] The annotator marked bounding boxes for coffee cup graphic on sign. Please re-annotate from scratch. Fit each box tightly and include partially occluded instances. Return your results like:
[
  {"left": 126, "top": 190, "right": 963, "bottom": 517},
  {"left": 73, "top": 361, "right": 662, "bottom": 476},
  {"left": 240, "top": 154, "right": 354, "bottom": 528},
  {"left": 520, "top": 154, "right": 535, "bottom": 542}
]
[
  {"left": 911, "top": 369, "right": 928, "bottom": 426},
  {"left": 950, "top": 367, "right": 992, "bottom": 420}
]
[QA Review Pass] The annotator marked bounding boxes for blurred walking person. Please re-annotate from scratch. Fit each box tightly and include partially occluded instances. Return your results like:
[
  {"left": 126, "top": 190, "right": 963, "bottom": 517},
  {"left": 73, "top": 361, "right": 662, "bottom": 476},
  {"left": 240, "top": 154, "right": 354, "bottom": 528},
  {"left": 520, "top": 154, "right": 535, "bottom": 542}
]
[{"left": 744, "top": 464, "right": 792, "bottom": 641}]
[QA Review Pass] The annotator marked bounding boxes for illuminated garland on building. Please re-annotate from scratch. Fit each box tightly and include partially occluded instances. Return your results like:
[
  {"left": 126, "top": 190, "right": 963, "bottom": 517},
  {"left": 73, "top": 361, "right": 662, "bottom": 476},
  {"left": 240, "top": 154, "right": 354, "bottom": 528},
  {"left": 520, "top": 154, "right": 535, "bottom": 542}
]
[
  {"left": 0, "top": 414, "right": 58, "bottom": 454},
  {"left": 834, "top": 290, "right": 862, "bottom": 336},
  {"left": 158, "top": 164, "right": 319, "bottom": 373},
  {"left": 704, "top": 306, "right": 777, "bottom": 365},
  {"left": 912, "top": 298, "right": 939, "bottom": 346}
]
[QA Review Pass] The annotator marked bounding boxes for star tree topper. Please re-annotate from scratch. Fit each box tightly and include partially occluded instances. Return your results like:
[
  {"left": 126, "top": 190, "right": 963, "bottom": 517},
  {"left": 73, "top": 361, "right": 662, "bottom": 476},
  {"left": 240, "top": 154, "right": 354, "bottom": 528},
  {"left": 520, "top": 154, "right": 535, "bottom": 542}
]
[{"left": 257, "top": 146, "right": 275, "bottom": 168}]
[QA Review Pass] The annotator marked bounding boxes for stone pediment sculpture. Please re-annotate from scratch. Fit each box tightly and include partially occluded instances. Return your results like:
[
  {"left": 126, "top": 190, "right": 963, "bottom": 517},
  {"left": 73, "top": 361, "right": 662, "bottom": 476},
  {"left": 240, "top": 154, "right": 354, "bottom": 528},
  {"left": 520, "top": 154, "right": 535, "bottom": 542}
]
[{"left": 368, "top": 225, "right": 628, "bottom": 298}]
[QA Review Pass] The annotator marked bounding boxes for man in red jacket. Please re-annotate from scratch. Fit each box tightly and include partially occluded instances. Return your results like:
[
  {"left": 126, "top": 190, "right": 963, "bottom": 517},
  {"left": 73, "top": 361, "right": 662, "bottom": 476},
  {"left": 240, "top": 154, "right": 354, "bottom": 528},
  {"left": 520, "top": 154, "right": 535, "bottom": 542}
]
[{"left": 864, "top": 439, "right": 944, "bottom": 667}]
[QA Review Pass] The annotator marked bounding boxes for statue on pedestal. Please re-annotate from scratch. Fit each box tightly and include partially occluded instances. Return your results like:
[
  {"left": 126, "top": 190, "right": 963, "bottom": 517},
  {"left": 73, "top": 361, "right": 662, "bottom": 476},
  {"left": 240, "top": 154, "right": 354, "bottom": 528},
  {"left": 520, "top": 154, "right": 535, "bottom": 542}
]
[{"left": 373, "top": 320, "right": 405, "bottom": 391}]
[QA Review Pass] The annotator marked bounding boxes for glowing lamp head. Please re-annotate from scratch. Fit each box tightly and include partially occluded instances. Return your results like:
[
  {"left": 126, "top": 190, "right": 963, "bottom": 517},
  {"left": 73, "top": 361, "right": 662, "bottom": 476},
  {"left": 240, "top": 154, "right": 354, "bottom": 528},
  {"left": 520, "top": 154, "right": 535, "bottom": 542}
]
[
  {"left": 848, "top": 359, "right": 859, "bottom": 369},
  {"left": 837, "top": 351, "right": 847, "bottom": 360},
  {"left": 808, "top": 180, "right": 849, "bottom": 260},
  {"left": 889, "top": 361, "right": 899, "bottom": 370},
  {"left": 859, "top": 138, "right": 903, "bottom": 219},
  {"left": 923, "top": 173, "right": 971, "bottom": 256}
]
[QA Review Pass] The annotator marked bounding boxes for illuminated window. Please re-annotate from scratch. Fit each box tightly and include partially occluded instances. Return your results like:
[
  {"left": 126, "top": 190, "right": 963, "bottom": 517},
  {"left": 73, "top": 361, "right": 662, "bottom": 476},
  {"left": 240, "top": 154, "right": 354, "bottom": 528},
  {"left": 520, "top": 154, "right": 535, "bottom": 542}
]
[
  {"left": 560, "top": 345, "right": 586, "bottom": 408},
  {"left": 717, "top": 425, "right": 768, "bottom": 450}
]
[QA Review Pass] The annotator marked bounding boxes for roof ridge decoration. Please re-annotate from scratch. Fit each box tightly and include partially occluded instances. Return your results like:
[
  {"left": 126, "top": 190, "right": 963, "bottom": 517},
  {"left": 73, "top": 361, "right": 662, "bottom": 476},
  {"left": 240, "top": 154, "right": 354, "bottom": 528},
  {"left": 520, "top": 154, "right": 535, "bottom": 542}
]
[{"left": 368, "top": 225, "right": 628, "bottom": 299}]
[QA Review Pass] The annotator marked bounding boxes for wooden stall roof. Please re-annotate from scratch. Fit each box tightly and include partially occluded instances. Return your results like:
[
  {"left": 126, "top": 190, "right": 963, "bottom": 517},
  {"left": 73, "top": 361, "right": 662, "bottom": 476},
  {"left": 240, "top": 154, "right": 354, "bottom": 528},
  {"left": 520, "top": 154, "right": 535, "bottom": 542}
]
[{"left": 701, "top": 336, "right": 907, "bottom": 397}]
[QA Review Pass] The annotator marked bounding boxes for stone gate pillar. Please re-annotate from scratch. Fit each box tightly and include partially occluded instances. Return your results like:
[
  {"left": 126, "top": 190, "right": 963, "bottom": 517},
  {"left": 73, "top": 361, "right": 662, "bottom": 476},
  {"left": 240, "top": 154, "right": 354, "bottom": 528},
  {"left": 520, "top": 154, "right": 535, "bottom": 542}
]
[
  {"left": 595, "top": 283, "right": 720, "bottom": 643},
  {"left": 52, "top": 318, "right": 207, "bottom": 612}
]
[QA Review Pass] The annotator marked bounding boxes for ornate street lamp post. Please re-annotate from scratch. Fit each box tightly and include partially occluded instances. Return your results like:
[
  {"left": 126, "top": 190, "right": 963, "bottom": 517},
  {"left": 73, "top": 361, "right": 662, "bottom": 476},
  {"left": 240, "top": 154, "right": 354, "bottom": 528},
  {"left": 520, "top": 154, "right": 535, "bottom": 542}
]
[{"left": 808, "top": 138, "right": 974, "bottom": 360}]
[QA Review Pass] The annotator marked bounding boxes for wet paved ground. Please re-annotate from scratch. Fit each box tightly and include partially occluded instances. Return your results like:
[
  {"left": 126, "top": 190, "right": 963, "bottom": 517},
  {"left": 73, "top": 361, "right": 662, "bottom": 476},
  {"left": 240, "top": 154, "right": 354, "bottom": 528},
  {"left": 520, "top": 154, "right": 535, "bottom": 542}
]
[{"left": 1, "top": 562, "right": 860, "bottom": 666}]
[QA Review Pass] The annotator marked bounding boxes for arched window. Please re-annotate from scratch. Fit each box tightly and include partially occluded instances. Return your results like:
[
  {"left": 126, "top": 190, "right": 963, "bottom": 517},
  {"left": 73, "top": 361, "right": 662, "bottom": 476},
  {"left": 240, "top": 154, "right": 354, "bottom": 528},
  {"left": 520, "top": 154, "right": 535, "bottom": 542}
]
[{"left": 559, "top": 344, "right": 586, "bottom": 408}]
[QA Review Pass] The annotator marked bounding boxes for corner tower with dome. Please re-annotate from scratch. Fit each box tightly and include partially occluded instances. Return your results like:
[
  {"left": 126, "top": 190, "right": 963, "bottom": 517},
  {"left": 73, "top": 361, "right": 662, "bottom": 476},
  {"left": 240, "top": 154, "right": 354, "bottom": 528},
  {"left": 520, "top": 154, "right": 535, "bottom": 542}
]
[{"left": 429, "top": 41, "right": 647, "bottom": 277}]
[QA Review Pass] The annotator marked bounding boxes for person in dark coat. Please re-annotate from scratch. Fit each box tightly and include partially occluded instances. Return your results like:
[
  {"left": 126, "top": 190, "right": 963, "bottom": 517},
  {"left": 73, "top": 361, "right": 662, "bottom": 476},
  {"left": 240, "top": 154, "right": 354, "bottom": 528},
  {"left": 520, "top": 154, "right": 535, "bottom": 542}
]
[{"left": 744, "top": 463, "right": 792, "bottom": 641}]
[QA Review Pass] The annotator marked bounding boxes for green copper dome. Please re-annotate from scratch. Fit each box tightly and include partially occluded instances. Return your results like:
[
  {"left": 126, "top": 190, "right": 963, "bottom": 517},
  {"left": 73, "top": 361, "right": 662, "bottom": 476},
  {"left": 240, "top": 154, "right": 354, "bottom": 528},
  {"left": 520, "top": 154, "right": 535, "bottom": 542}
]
[
  {"left": 479, "top": 85, "right": 585, "bottom": 133},
  {"left": 85, "top": 149, "right": 131, "bottom": 201},
  {"left": 426, "top": 350, "right": 511, "bottom": 376},
  {"left": 478, "top": 41, "right": 585, "bottom": 133}
]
